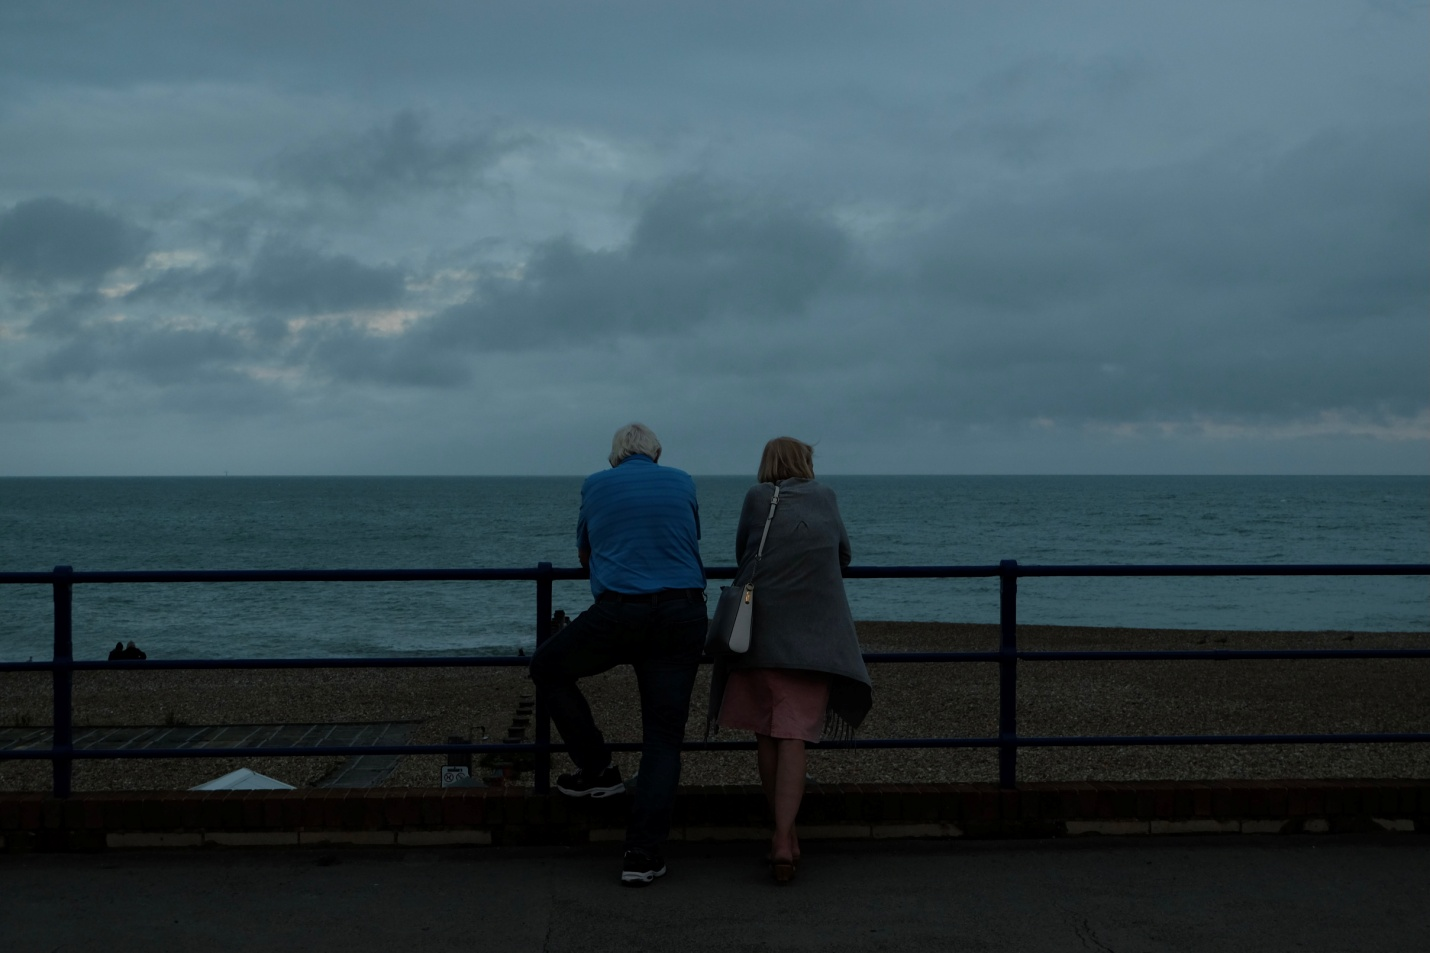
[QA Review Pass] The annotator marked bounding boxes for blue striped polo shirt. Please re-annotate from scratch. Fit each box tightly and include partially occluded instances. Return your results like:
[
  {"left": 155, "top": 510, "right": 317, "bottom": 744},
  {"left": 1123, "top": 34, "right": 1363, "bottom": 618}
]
[{"left": 577, "top": 454, "right": 705, "bottom": 598}]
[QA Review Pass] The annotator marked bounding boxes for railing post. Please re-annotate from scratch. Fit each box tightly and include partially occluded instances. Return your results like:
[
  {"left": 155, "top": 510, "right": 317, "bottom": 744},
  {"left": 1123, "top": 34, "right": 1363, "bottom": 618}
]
[
  {"left": 52, "top": 565, "right": 74, "bottom": 799},
  {"left": 533, "top": 561, "right": 553, "bottom": 794},
  {"left": 998, "top": 559, "right": 1018, "bottom": 789}
]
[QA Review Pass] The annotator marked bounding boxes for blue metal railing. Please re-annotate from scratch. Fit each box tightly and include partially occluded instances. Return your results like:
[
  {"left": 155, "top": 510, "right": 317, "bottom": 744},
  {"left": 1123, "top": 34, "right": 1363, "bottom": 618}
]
[{"left": 2, "top": 561, "right": 1428, "bottom": 798}]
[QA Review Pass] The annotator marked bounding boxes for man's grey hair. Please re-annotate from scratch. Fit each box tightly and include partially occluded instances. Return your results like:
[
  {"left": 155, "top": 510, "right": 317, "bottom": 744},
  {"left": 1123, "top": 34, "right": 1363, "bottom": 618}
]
[{"left": 609, "top": 423, "right": 662, "bottom": 467}]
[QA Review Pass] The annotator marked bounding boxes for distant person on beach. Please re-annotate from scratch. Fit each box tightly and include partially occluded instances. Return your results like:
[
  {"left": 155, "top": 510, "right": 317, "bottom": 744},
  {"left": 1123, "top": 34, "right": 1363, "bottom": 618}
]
[
  {"left": 529, "top": 422, "right": 707, "bottom": 887},
  {"left": 108, "top": 641, "right": 125, "bottom": 661},
  {"left": 117, "top": 641, "right": 147, "bottom": 660},
  {"left": 707, "top": 436, "right": 871, "bottom": 883}
]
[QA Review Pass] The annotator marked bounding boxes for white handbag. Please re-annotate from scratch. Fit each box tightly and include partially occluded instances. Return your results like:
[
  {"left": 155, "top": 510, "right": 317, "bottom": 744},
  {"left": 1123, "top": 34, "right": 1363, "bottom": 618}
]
[{"left": 707, "top": 485, "right": 781, "bottom": 655}]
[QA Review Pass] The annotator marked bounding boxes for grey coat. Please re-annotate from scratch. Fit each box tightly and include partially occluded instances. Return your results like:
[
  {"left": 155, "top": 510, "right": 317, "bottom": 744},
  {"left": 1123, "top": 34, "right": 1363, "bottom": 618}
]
[{"left": 707, "top": 478, "right": 873, "bottom": 739}]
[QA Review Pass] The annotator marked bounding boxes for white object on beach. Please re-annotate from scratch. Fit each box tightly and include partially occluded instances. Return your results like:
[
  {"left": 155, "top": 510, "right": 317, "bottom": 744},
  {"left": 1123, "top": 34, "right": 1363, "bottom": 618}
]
[{"left": 189, "top": 768, "right": 295, "bottom": 791}]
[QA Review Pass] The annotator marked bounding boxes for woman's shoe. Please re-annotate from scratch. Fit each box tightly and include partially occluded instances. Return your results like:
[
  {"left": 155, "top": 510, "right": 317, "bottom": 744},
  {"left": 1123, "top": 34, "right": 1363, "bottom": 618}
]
[{"left": 771, "top": 858, "right": 796, "bottom": 883}]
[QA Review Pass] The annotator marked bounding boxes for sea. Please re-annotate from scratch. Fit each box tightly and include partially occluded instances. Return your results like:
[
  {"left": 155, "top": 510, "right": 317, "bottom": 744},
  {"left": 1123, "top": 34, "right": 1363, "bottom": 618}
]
[{"left": 1, "top": 476, "right": 1426, "bottom": 660}]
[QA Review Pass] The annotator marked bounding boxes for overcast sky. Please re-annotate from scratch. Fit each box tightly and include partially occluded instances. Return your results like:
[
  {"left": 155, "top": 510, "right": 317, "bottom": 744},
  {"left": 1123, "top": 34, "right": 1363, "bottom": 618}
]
[{"left": 1, "top": 1, "right": 1426, "bottom": 476}]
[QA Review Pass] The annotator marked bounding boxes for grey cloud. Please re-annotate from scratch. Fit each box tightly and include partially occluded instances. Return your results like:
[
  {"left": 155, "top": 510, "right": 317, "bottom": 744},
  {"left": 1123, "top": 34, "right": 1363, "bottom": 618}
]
[
  {"left": 0, "top": 198, "right": 149, "bottom": 285},
  {"left": 913, "top": 122, "right": 1426, "bottom": 323},
  {"left": 1, "top": 1, "right": 1422, "bottom": 475},
  {"left": 851, "top": 123, "right": 1430, "bottom": 428},
  {"left": 262, "top": 177, "right": 853, "bottom": 388},
  {"left": 1068, "top": 128, "right": 1427, "bottom": 323},
  {"left": 127, "top": 240, "right": 406, "bottom": 318},
  {"left": 811, "top": 315, "right": 1427, "bottom": 442},
  {"left": 914, "top": 221, "right": 1113, "bottom": 313},
  {"left": 426, "top": 177, "right": 852, "bottom": 351},
  {"left": 270, "top": 111, "right": 527, "bottom": 202},
  {"left": 121, "top": 263, "right": 236, "bottom": 305},
  {"left": 296, "top": 324, "right": 471, "bottom": 388},
  {"left": 19, "top": 237, "right": 412, "bottom": 395},
  {"left": 27, "top": 320, "right": 249, "bottom": 387},
  {"left": 977, "top": 53, "right": 1151, "bottom": 104},
  {"left": 954, "top": 53, "right": 1154, "bottom": 164},
  {"left": 26, "top": 291, "right": 107, "bottom": 336},
  {"left": 876, "top": 291, "right": 1427, "bottom": 429},
  {"left": 239, "top": 241, "right": 406, "bottom": 315}
]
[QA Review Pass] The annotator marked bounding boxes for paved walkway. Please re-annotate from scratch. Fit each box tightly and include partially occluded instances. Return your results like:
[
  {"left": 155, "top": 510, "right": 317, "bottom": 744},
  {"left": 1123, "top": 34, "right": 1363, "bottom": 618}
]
[
  {"left": 3, "top": 835, "right": 1426, "bottom": 951},
  {"left": 0, "top": 722, "right": 417, "bottom": 788}
]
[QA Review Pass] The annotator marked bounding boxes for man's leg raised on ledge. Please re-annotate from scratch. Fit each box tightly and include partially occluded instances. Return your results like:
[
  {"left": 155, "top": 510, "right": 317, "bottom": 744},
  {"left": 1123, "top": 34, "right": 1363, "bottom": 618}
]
[{"left": 529, "top": 603, "right": 628, "bottom": 797}]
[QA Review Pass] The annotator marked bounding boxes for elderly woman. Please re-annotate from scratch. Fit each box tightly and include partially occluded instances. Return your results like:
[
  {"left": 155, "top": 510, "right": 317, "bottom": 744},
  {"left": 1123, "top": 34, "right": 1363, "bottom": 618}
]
[{"left": 709, "top": 437, "right": 872, "bottom": 882}]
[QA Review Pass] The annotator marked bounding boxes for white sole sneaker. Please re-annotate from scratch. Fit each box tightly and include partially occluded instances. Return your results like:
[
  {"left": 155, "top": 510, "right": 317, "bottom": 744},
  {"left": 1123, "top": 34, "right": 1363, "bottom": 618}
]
[
  {"left": 621, "top": 864, "right": 667, "bottom": 887},
  {"left": 554, "top": 781, "right": 625, "bottom": 798}
]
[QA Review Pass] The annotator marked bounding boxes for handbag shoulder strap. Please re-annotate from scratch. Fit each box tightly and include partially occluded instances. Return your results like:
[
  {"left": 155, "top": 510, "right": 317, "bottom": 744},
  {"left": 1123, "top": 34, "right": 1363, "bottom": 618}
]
[{"left": 752, "top": 484, "right": 781, "bottom": 564}]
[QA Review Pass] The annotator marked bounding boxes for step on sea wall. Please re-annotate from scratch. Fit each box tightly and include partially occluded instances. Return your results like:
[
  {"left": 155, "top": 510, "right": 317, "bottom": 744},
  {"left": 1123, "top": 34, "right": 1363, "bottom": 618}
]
[{"left": 1, "top": 779, "right": 1426, "bottom": 852}]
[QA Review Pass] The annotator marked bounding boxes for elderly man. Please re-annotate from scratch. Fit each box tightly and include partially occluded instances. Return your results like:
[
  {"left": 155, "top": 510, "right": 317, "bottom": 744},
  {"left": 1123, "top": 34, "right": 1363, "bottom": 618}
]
[{"left": 529, "top": 422, "right": 707, "bottom": 887}]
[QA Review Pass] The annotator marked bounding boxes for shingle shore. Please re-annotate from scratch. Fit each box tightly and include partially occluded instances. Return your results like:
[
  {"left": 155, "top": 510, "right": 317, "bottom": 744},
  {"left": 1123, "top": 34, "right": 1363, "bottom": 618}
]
[{"left": 3, "top": 622, "right": 1427, "bottom": 792}]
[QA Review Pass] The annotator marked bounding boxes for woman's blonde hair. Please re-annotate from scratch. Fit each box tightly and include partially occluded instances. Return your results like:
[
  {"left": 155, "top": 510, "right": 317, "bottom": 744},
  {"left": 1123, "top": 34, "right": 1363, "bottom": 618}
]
[{"left": 757, "top": 436, "right": 815, "bottom": 483}]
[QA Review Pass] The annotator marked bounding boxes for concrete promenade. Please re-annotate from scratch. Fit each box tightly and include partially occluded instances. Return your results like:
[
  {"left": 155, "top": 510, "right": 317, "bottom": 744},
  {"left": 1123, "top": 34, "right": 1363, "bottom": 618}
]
[{"left": 3, "top": 834, "right": 1427, "bottom": 952}]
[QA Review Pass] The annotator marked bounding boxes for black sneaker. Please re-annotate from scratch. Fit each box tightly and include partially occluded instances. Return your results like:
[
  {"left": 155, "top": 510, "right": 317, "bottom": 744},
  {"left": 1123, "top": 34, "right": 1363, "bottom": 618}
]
[
  {"left": 554, "top": 764, "right": 624, "bottom": 798},
  {"left": 621, "top": 848, "right": 666, "bottom": 887}
]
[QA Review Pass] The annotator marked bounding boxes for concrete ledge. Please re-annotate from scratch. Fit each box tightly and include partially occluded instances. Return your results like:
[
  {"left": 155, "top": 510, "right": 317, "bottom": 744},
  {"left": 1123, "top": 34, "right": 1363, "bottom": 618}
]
[
  {"left": 799, "top": 824, "right": 874, "bottom": 840},
  {"left": 107, "top": 832, "right": 203, "bottom": 849},
  {"left": 587, "top": 828, "right": 625, "bottom": 843},
  {"left": 1149, "top": 819, "right": 1241, "bottom": 835},
  {"left": 396, "top": 830, "right": 492, "bottom": 847},
  {"left": 872, "top": 823, "right": 961, "bottom": 839},
  {"left": 2, "top": 780, "right": 1423, "bottom": 852},
  {"left": 203, "top": 831, "right": 300, "bottom": 847},
  {"left": 1066, "top": 820, "right": 1150, "bottom": 836},
  {"left": 683, "top": 826, "right": 773, "bottom": 842},
  {"left": 298, "top": 831, "right": 397, "bottom": 847}
]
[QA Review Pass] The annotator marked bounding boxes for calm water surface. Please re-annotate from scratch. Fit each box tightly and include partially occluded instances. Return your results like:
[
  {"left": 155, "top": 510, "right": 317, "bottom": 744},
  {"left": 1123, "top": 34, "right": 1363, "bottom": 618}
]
[{"left": 1, "top": 475, "right": 1425, "bottom": 659}]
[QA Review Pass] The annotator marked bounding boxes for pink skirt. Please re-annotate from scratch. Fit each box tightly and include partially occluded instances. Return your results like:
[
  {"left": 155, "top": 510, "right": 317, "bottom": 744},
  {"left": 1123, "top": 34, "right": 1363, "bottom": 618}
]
[{"left": 718, "top": 668, "right": 831, "bottom": 743}]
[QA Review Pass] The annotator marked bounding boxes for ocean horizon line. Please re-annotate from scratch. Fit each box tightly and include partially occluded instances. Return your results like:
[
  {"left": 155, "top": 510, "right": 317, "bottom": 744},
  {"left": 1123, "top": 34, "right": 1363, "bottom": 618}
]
[{"left": 3, "top": 472, "right": 1426, "bottom": 481}]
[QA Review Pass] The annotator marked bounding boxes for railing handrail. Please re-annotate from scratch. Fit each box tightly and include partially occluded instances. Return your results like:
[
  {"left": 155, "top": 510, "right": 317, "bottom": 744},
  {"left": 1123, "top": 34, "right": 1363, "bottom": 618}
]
[
  {"left": 3, "top": 560, "right": 1427, "bottom": 798},
  {"left": 9, "top": 643, "right": 1430, "bottom": 675},
  {"left": 3, "top": 561, "right": 1427, "bottom": 585}
]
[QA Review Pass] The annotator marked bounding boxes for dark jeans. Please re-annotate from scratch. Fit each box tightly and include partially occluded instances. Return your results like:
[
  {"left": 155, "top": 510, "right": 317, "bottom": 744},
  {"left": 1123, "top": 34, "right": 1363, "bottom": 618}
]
[{"left": 529, "top": 593, "right": 707, "bottom": 852}]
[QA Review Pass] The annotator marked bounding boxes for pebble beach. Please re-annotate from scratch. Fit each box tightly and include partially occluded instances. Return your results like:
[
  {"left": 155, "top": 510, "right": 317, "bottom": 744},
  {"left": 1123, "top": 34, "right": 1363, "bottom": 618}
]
[{"left": 3, "top": 622, "right": 1427, "bottom": 793}]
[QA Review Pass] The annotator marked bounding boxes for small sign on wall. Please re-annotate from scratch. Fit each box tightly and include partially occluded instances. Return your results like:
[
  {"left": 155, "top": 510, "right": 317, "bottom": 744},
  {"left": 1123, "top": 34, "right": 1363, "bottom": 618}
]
[{"left": 441, "top": 765, "right": 471, "bottom": 788}]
